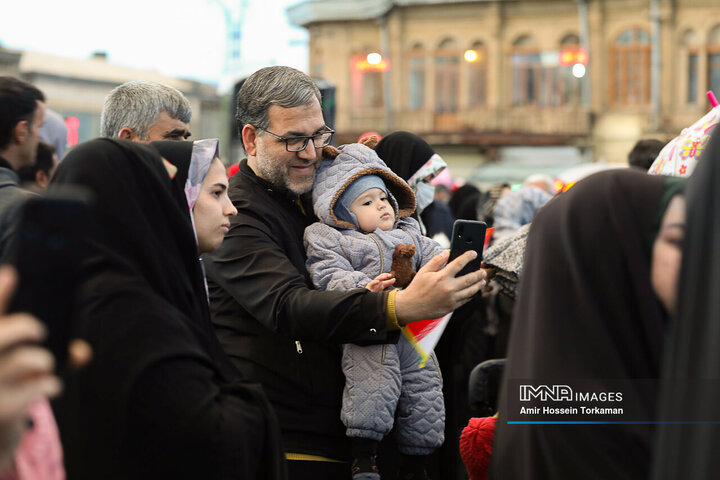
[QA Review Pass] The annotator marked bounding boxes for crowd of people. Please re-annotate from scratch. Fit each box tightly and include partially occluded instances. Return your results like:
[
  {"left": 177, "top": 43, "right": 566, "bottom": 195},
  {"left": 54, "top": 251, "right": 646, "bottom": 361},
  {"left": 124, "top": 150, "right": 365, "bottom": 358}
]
[{"left": 0, "top": 61, "right": 714, "bottom": 480}]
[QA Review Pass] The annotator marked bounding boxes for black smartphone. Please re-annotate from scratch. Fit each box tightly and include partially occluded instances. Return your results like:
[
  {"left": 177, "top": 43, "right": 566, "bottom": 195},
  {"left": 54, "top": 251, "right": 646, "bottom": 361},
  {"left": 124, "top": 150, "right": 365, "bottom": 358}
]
[
  {"left": 448, "top": 220, "right": 487, "bottom": 277},
  {"left": 8, "top": 188, "right": 92, "bottom": 369}
]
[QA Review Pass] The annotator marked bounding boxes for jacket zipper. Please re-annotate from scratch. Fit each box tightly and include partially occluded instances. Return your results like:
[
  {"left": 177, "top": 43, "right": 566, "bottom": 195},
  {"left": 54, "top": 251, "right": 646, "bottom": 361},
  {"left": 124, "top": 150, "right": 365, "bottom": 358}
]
[
  {"left": 368, "top": 233, "right": 384, "bottom": 273},
  {"left": 295, "top": 340, "right": 303, "bottom": 354}
]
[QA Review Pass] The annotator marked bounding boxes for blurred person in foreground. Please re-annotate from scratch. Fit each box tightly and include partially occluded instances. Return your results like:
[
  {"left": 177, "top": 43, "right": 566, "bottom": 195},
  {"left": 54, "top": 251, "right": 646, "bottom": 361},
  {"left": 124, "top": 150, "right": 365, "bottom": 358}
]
[
  {"left": 52, "top": 138, "right": 286, "bottom": 479},
  {"left": 492, "top": 168, "right": 684, "bottom": 479},
  {"left": 652, "top": 128, "right": 720, "bottom": 480},
  {"left": 0, "top": 266, "right": 63, "bottom": 479},
  {"left": 203, "top": 66, "right": 485, "bottom": 479},
  {"left": 100, "top": 80, "right": 192, "bottom": 143}
]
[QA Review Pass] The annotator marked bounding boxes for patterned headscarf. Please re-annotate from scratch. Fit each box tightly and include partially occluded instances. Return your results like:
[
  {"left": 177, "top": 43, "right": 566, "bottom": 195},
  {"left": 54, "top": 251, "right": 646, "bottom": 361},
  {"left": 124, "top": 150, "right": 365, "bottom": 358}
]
[{"left": 185, "top": 138, "right": 220, "bottom": 210}]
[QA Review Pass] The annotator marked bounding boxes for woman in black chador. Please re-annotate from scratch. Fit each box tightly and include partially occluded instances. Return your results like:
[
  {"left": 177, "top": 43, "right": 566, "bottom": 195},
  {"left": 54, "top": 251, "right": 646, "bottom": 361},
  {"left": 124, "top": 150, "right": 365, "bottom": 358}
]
[
  {"left": 653, "top": 129, "right": 720, "bottom": 480},
  {"left": 52, "top": 138, "right": 287, "bottom": 479},
  {"left": 492, "top": 168, "right": 683, "bottom": 479}
]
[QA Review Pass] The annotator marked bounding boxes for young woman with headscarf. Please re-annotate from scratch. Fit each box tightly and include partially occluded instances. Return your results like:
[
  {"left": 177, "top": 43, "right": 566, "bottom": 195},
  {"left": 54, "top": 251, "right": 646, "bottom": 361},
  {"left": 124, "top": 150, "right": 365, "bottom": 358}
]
[
  {"left": 51, "top": 138, "right": 286, "bottom": 479},
  {"left": 491, "top": 168, "right": 684, "bottom": 479},
  {"left": 151, "top": 138, "right": 237, "bottom": 257}
]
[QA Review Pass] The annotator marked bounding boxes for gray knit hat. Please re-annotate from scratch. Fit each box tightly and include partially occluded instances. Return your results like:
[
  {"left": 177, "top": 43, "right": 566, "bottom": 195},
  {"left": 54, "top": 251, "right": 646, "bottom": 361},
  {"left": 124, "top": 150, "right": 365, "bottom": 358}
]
[{"left": 335, "top": 174, "right": 389, "bottom": 227}]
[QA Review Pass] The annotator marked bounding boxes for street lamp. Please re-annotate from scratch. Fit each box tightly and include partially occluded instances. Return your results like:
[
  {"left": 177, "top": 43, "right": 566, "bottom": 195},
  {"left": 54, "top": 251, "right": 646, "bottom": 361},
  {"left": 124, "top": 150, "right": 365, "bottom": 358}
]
[
  {"left": 572, "top": 63, "right": 586, "bottom": 78},
  {"left": 367, "top": 52, "right": 382, "bottom": 65}
]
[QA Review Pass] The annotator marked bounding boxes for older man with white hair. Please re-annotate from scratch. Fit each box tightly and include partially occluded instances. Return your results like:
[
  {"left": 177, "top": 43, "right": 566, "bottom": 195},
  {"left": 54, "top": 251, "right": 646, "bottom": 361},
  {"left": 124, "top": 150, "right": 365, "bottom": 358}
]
[{"left": 100, "top": 80, "right": 192, "bottom": 143}]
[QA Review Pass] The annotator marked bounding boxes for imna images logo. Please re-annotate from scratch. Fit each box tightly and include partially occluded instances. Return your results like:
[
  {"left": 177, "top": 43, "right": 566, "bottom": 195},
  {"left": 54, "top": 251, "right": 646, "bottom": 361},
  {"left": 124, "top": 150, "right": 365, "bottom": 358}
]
[{"left": 519, "top": 385, "right": 573, "bottom": 402}]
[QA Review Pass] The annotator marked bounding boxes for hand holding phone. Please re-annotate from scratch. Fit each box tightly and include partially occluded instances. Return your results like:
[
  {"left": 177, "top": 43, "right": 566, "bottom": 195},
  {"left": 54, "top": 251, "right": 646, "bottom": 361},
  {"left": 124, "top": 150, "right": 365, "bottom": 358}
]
[
  {"left": 8, "top": 189, "right": 92, "bottom": 370},
  {"left": 448, "top": 220, "right": 487, "bottom": 277}
]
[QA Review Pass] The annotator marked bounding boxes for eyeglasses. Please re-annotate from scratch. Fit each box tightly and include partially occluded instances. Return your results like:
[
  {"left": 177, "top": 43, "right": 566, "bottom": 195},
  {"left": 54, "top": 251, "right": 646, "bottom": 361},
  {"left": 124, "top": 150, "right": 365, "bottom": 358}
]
[{"left": 254, "top": 126, "right": 335, "bottom": 152}]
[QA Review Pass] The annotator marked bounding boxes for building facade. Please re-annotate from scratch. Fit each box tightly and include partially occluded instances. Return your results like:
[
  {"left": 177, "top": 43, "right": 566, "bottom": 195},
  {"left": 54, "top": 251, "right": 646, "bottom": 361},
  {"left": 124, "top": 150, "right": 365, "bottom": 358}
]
[{"left": 288, "top": 0, "right": 720, "bottom": 177}]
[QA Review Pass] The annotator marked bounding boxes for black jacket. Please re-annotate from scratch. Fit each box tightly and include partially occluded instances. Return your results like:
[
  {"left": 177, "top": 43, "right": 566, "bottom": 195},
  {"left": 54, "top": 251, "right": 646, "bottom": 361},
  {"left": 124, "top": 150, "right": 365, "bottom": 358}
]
[{"left": 204, "top": 159, "right": 391, "bottom": 461}]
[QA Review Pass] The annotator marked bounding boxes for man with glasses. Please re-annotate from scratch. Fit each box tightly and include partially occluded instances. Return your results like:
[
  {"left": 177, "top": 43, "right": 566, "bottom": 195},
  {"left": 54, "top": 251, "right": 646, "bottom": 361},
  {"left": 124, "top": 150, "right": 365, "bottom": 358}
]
[{"left": 204, "top": 66, "right": 486, "bottom": 479}]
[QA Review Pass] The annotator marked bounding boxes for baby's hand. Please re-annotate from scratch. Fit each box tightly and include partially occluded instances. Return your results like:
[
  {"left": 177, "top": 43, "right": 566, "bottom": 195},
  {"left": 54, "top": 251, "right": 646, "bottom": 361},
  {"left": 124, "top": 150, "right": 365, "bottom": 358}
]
[{"left": 366, "top": 273, "right": 396, "bottom": 292}]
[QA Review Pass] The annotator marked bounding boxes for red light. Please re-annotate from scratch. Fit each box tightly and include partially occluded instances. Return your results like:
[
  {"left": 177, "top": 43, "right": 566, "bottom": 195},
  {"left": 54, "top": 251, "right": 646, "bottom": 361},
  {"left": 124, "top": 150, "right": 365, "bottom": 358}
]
[
  {"left": 65, "top": 116, "right": 80, "bottom": 130},
  {"left": 575, "top": 49, "right": 588, "bottom": 65},
  {"left": 558, "top": 48, "right": 588, "bottom": 66},
  {"left": 355, "top": 59, "right": 389, "bottom": 72},
  {"left": 65, "top": 116, "right": 80, "bottom": 146}
]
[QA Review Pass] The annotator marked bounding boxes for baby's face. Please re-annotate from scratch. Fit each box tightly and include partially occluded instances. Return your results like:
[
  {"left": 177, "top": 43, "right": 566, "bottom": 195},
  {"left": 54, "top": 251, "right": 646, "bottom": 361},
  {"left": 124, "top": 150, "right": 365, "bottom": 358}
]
[{"left": 349, "top": 187, "right": 395, "bottom": 232}]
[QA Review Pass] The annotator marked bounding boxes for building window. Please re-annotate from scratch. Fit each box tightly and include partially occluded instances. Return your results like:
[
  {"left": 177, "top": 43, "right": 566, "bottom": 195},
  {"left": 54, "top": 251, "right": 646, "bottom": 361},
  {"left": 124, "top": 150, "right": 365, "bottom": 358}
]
[
  {"left": 688, "top": 53, "right": 699, "bottom": 103},
  {"left": 681, "top": 29, "right": 699, "bottom": 104},
  {"left": 466, "top": 41, "right": 487, "bottom": 107},
  {"left": 351, "top": 54, "right": 384, "bottom": 109},
  {"left": 708, "top": 26, "right": 720, "bottom": 101},
  {"left": 555, "top": 34, "right": 582, "bottom": 106},
  {"left": 611, "top": 28, "right": 651, "bottom": 105},
  {"left": 511, "top": 35, "right": 541, "bottom": 106},
  {"left": 435, "top": 38, "right": 460, "bottom": 113},
  {"left": 407, "top": 44, "right": 426, "bottom": 110}
]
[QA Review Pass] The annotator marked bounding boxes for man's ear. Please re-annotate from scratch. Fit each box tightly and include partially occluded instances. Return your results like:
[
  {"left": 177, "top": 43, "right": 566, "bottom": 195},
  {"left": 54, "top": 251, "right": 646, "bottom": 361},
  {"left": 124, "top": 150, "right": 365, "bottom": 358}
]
[
  {"left": 241, "top": 124, "right": 258, "bottom": 156},
  {"left": 12, "top": 120, "right": 29, "bottom": 145},
  {"left": 35, "top": 170, "right": 50, "bottom": 189},
  {"left": 118, "top": 127, "right": 136, "bottom": 141}
]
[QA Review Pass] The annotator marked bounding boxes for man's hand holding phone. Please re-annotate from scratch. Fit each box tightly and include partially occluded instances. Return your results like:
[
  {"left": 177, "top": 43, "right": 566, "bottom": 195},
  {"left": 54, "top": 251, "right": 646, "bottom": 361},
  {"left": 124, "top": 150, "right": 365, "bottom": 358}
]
[
  {"left": 448, "top": 220, "right": 487, "bottom": 277},
  {"left": 394, "top": 250, "right": 486, "bottom": 325}
]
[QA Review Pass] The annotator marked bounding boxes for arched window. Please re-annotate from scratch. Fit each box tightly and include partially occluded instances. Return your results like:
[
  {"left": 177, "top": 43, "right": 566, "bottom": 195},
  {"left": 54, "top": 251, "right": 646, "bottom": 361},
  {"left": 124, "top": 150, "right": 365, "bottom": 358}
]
[
  {"left": 407, "top": 43, "right": 426, "bottom": 111},
  {"left": 683, "top": 29, "right": 699, "bottom": 104},
  {"left": 555, "top": 33, "right": 582, "bottom": 106},
  {"left": 708, "top": 26, "right": 720, "bottom": 101},
  {"left": 610, "top": 28, "right": 651, "bottom": 105},
  {"left": 351, "top": 49, "right": 384, "bottom": 110},
  {"left": 511, "top": 35, "right": 541, "bottom": 106},
  {"left": 466, "top": 41, "right": 487, "bottom": 107},
  {"left": 435, "top": 38, "right": 460, "bottom": 113}
]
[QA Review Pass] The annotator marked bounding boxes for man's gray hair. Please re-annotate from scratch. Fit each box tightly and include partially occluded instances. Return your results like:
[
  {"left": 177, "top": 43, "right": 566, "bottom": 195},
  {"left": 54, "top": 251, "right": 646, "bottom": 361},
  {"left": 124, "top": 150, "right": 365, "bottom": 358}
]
[
  {"left": 100, "top": 80, "right": 192, "bottom": 139},
  {"left": 236, "top": 66, "right": 321, "bottom": 135}
]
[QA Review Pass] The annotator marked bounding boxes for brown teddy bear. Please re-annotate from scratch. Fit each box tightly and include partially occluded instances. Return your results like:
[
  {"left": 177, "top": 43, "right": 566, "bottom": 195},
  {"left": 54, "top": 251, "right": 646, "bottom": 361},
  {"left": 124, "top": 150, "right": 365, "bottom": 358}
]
[{"left": 389, "top": 243, "right": 416, "bottom": 288}]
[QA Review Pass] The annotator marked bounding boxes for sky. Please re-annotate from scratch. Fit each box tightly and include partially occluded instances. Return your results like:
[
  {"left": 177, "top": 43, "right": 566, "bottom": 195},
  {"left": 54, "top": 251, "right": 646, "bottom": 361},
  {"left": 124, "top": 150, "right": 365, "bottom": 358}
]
[{"left": 0, "top": 0, "right": 308, "bottom": 91}]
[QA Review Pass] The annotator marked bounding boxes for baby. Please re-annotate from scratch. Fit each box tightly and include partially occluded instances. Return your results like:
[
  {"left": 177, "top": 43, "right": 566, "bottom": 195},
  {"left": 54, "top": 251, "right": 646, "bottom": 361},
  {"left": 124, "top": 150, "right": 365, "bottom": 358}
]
[{"left": 304, "top": 139, "right": 445, "bottom": 480}]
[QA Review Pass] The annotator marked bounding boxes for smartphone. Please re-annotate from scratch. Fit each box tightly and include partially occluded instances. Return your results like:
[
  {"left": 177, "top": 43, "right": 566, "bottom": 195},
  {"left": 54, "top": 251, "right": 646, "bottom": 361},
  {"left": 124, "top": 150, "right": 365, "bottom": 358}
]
[
  {"left": 448, "top": 220, "right": 487, "bottom": 277},
  {"left": 8, "top": 188, "right": 92, "bottom": 369}
]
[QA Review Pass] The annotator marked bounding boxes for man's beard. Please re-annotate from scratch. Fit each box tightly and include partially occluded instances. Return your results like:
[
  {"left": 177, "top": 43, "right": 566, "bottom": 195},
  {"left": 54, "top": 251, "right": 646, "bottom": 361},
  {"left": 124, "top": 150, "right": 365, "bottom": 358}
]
[{"left": 256, "top": 154, "right": 317, "bottom": 195}]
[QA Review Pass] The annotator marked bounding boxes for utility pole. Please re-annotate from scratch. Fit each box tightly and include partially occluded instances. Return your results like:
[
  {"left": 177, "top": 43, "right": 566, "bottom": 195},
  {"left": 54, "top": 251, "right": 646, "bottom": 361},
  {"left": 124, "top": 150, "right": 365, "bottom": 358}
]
[{"left": 209, "top": 0, "right": 249, "bottom": 79}]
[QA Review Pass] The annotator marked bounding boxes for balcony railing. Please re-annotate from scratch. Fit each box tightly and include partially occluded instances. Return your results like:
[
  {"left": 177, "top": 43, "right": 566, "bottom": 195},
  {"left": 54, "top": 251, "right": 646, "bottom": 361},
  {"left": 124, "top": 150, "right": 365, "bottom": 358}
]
[{"left": 346, "top": 105, "right": 592, "bottom": 138}]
